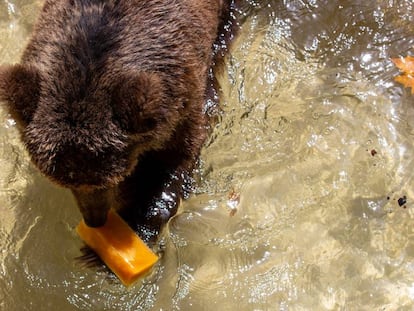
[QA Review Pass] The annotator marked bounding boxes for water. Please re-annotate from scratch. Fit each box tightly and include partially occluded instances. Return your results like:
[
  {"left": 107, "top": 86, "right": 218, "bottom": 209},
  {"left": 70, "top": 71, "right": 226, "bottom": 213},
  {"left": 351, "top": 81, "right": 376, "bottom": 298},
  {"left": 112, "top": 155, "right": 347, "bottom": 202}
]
[{"left": 1, "top": 0, "right": 414, "bottom": 310}]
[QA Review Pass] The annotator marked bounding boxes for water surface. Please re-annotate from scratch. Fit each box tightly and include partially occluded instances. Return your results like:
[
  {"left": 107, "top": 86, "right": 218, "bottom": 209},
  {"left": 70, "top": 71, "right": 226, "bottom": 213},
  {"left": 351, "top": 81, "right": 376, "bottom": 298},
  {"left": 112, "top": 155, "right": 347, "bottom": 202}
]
[{"left": 1, "top": 0, "right": 414, "bottom": 310}]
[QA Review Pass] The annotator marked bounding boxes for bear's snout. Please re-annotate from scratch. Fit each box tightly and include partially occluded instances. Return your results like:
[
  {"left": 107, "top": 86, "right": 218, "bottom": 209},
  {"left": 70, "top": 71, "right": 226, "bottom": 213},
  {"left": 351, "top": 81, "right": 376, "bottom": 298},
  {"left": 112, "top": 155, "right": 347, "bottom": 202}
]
[
  {"left": 83, "top": 210, "right": 108, "bottom": 228},
  {"left": 72, "top": 187, "right": 115, "bottom": 227}
]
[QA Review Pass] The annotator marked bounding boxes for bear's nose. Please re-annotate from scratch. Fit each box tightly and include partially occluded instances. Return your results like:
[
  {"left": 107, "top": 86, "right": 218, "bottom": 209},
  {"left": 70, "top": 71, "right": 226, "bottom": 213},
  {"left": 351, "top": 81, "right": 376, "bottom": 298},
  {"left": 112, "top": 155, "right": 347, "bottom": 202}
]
[
  {"left": 71, "top": 187, "right": 113, "bottom": 228},
  {"left": 83, "top": 211, "right": 108, "bottom": 227}
]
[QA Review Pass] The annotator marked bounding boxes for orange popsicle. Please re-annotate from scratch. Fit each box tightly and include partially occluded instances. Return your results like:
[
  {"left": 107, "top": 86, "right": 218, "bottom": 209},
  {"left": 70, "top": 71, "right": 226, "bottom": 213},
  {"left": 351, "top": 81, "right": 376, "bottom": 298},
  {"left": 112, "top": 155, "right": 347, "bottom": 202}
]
[{"left": 76, "top": 209, "right": 158, "bottom": 286}]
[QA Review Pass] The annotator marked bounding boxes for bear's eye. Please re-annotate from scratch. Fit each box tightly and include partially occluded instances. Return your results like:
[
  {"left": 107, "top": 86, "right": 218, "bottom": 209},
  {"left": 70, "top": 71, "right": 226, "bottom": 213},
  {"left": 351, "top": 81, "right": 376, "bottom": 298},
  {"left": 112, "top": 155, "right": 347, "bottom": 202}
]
[
  {"left": 140, "top": 118, "right": 156, "bottom": 132},
  {"left": 118, "top": 116, "right": 157, "bottom": 134}
]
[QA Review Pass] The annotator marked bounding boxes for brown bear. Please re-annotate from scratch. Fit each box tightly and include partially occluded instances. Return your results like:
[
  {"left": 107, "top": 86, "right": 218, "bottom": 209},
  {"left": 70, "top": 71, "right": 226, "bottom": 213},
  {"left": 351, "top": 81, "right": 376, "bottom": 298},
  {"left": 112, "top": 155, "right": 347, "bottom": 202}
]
[{"left": 0, "top": 0, "right": 233, "bottom": 240}]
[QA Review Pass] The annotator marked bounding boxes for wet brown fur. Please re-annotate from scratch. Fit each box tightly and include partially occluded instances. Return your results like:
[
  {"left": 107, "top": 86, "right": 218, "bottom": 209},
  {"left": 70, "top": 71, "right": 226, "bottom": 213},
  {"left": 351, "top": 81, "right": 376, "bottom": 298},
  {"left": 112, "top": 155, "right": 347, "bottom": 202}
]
[{"left": 0, "top": 0, "right": 235, "bottom": 240}]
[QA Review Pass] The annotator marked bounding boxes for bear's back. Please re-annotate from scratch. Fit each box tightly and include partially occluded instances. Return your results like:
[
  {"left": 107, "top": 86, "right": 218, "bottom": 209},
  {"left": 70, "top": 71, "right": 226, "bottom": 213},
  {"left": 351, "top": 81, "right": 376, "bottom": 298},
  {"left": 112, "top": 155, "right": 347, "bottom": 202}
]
[{"left": 22, "top": 0, "right": 223, "bottom": 73}]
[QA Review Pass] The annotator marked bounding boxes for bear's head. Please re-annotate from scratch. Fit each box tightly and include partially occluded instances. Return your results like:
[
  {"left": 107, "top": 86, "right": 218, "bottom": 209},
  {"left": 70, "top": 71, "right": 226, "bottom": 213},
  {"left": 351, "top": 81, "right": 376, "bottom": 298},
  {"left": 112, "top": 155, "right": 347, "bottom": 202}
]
[{"left": 0, "top": 63, "right": 181, "bottom": 227}]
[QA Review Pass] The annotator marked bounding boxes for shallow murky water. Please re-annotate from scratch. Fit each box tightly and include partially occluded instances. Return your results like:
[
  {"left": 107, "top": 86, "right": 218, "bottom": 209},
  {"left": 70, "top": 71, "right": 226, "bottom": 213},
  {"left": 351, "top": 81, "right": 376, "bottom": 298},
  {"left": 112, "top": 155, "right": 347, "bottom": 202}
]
[{"left": 1, "top": 0, "right": 414, "bottom": 310}]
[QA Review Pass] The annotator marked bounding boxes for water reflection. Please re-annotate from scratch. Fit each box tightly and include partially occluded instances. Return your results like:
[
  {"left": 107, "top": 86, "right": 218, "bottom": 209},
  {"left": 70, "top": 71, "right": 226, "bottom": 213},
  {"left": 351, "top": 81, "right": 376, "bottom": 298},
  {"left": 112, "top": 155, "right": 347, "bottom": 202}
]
[{"left": 1, "top": 0, "right": 414, "bottom": 310}]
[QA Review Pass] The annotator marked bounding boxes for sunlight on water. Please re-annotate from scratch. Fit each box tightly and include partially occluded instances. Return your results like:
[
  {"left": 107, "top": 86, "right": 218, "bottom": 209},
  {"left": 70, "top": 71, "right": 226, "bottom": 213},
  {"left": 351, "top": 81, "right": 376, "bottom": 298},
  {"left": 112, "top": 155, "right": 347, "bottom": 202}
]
[{"left": 1, "top": 0, "right": 414, "bottom": 310}]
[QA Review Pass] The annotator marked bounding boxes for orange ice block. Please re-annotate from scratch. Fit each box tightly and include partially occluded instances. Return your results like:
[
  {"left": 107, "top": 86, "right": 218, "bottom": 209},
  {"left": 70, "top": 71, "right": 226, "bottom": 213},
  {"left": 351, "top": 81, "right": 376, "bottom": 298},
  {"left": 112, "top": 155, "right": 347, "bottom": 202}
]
[{"left": 76, "top": 209, "right": 158, "bottom": 286}]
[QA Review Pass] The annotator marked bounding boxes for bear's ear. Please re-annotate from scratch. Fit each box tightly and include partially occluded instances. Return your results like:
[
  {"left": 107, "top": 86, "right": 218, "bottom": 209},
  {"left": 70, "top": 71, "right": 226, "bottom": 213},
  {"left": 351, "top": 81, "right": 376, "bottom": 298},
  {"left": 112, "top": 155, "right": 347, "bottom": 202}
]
[
  {"left": 0, "top": 64, "right": 41, "bottom": 127},
  {"left": 112, "top": 72, "right": 164, "bottom": 134}
]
